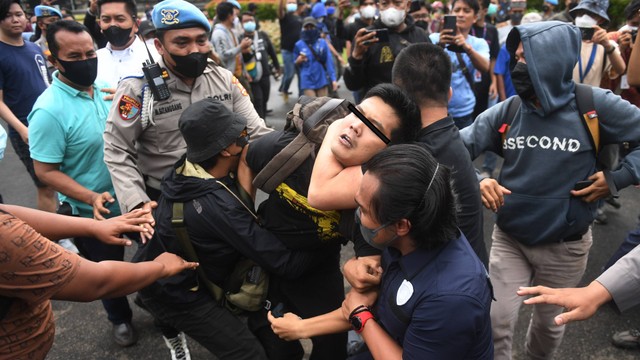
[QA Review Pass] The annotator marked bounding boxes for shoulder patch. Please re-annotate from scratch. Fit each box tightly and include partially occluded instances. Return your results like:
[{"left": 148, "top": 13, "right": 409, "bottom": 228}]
[
  {"left": 119, "top": 95, "right": 141, "bottom": 121},
  {"left": 231, "top": 76, "right": 249, "bottom": 97}
]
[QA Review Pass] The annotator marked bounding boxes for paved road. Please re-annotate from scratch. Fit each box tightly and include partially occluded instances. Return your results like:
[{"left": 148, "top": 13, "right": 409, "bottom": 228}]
[{"left": 1, "top": 76, "right": 640, "bottom": 359}]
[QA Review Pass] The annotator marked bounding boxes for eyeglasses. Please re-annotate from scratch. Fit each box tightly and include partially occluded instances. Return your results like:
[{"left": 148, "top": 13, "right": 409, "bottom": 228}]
[
  {"left": 347, "top": 103, "right": 391, "bottom": 144},
  {"left": 236, "top": 128, "right": 250, "bottom": 148}
]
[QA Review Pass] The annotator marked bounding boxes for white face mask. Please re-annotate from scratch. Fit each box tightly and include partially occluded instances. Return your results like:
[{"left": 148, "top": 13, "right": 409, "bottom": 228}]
[
  {"left": 380, "top": 7, "right": 405, "bottom": 28},
  {"left": 575, "top": 14, "right": 598, "bottom": 28},
  {"left": 361, "top": 5, "right": 376, "bottom": 19}
]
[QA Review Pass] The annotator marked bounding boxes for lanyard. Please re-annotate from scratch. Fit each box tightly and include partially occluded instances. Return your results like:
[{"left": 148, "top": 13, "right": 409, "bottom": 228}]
[{"left": 578, "top": 44, "right": 598, "bottom": 83}]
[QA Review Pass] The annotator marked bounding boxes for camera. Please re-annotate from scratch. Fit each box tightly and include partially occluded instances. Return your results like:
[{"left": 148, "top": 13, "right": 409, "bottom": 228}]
[
  {"left": 632, "top": 30, "right": 638, "bottom": 43},
  {"left": 579, "top": 27, "right": 594, "bottom": 41}
]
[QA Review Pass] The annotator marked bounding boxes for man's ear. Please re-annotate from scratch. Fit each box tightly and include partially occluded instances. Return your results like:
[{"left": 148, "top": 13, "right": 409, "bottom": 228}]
[
  {"left": 395, "top": 218, "right": 411, "bottom": 236},
  {"left": 154, "top": 38, "right": 164, "bottom": 55},
  {"left": 48, "top": 54, "right": 62, "bottom": 72},
  {"left": 447, "top": 87, "right": 453, "bottom": 103}
]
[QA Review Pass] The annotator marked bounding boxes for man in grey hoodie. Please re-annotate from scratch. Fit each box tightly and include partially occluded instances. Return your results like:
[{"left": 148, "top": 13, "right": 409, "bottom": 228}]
[{"left": 461, "top": 21, "right": 640, "bottom": 360}]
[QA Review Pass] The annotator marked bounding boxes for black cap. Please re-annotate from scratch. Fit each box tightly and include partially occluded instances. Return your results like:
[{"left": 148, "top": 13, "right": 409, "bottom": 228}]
[
  {"left": 179, "top": 99, "right": 247, "bottom": 163},
  {"left": 138, "top": 20, "right": 156, "bottom": 37}
]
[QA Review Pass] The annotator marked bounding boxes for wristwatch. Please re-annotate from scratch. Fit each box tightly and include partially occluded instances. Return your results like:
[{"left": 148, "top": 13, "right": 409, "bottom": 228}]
[{"left": 349, "top": 306, "right": 375, "bottom": 334}]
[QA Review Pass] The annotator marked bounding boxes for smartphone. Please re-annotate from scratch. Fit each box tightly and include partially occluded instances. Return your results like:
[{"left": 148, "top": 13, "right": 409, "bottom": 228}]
[
  {"left": 443, "top": 15, "right": 457, "bottom": 32},
  {"left": 574, "top": 180, "right": 594, "bottom": 191},
  {"left": 579, "top": 27, "right": 594, "bottom": 41},
  {"left": 366, "top": 28, "right": 390, "bottom": 43},
  {"left": 271, "top": 303, "right": 285, "bottom": 318},
  {"left": 632, "top": 30, "right": 638, "bottom": 43}
]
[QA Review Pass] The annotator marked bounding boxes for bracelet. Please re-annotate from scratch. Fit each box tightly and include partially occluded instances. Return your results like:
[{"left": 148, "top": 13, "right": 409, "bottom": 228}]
[
  {"left": 349, "top": 305, "right": 369, "bottom": 318},
  {"left": 606, "top": 45, "right": 616, "bottom": 55}
]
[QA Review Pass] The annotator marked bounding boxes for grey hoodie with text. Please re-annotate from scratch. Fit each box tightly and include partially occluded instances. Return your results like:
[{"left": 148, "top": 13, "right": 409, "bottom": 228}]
[{"left": 461, "top": 21, "right": 640, "bottom": 245}]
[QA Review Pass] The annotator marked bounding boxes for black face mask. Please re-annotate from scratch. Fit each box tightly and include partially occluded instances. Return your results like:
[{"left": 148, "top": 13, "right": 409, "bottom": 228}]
[
  {"left": 168, "top": 52, "right": 209, "bottom": 78},
  {"left": 415, "top": 20, "right": 429, "bottom": 30},
  {"left": 510, "top": 62, "right": 536, "bottom": 102},
  {"left": 568, "top": 1, "right": 578, "bottom": 10},
  {"left": 56, "top": 57, "right": 98, "bottom": 87},
  {"left": 103, "top": 26, "right": 133, "bottom": 47},
  {"left": 542, "top": 5, "right": 550, "bottom": 12}
]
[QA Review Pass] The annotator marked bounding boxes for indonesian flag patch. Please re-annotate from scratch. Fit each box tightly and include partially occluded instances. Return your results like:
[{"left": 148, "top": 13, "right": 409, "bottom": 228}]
[{"left": 119, "top": 95, "right": 141, "bottom": 120}]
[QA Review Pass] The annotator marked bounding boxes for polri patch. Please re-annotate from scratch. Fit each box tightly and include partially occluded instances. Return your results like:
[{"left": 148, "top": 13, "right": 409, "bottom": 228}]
[{"left": 119, "top": 95, "right": 141, "bottom": 121}]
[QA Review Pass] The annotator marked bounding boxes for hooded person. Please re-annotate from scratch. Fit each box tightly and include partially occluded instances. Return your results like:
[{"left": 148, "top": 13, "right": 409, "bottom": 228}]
[{"left": 460, "top": 21, "right": 640, "bottom": 360}]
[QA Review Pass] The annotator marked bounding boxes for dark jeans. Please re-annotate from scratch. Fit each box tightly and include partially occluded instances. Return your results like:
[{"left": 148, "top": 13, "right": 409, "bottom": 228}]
[
  {"left": 75, "top": 236, "right": 132, "bottom": 324},
  {"left": 9, "top": 133, "right": 46, "bottom": 187},
  {"left": 604, "top": 221, "right": 640, "bottom": 270},
  {"left": 250, "top": 76, "right": 271, "bottom": 120},
  {"left": 252, "top": 246, "right": 348, "bottom": 360},
  {"left": 141, "top": 296, "right": 268, "bottom": 360}
]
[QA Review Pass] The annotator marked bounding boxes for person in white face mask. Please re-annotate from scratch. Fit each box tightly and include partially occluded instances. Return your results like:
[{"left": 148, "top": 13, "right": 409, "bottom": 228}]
[
  {"left": 343, "top": 0, "right": 431, "bottom": 99},
  {"left": 570, "top": 0, "right": 625, "bottom": 87}
]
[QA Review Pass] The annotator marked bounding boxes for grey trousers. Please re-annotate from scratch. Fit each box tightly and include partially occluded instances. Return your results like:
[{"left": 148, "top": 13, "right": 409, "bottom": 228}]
[{"left": 489, "top": 225, "right": 593, "bottom": 360}]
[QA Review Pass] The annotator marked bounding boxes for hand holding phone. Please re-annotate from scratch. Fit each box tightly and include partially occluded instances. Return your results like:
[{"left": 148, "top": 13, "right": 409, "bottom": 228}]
[
  {"left": 271, "top": 303, "right": 285, "bottom": 318},
  {"left": 574, "top": 180, "right": 594, "bottom": 191},
  {"left": 443, "top": 15, "right": 457, "bottom": 32},
  {"left": 365, "top": 28, "right": 390, "bottom": 43}
]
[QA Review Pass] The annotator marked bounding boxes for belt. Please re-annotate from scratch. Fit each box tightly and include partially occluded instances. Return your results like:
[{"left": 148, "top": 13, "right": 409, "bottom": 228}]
[
  {"left": 145, "top": 176, "right": 162, "bottom": 191},
  {"left": 562, "top": 228, "right": 589, "bottom": 242}
]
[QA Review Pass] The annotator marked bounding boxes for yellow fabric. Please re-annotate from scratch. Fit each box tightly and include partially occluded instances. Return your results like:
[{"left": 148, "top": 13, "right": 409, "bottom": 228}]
[{"left": 177, "top": 159, "right": 214, "bottom": 179}]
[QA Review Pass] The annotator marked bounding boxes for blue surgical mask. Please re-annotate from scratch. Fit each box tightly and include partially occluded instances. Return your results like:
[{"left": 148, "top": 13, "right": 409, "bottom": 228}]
[
  {"left": 355, "top": 207, "right": 397, "bottom": 250},
  {"left": 487, "top": 3, "right": 498, "bottom": 16},
  {"left": 243, "top": 21, "right": 256, "bottom": 32},
  {"left": 301, "top": 28, "right": 320, "bottom": 43},
  {"left": 286, "top": 3, "right": 298, "bottom": 12}
]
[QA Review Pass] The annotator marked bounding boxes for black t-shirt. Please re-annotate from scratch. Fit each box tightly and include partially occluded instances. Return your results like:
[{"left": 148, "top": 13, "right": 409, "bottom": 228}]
[
  {"left": 246, "top": 130, "right": 346, "bottom": 249},
  {"left": 416, "top": 116, "right": 488, "bottom": 267},
  {"left": 279, "top": 13, "right": 302, "bottom": 51},
  {"left": 471, "top": 23, "right": 500, "bottom": 116}
]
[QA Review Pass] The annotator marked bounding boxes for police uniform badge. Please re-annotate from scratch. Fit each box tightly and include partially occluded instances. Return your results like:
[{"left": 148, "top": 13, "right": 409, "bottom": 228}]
[
  {"left": 231, "top": 76, "right": 249, "bottom": 97},
  {"left": 161, "top": 9, "right": 180, "bottom": 25},
  {"left": 119, "top": 95, "right": 141, "bottom": 120}
]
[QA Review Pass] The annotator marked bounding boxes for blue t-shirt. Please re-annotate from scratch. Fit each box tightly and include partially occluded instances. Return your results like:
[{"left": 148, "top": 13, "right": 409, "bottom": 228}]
[
  {"left": 294, "top": 38, "right": 336, "bottom": 91},
  {"left": 28, "top": 72, "right": 121, "bottom": 218},
  {"left": 0, "top": 41, "right": 48, "bottom": 136},
  {"left": 494, "top": 45, "right": 516, "bottom": 99},
  {"left": 429, "top": 33, "right": 490, "bottom": 118},
  {"left": 370, "top": 234, "right": 494, "bottom": 359}
]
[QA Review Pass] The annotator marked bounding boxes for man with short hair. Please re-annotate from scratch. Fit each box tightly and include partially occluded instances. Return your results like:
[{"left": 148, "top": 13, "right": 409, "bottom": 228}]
[
  {"left": 0, "top": 0, "right": 56, "bottom": 213},
  {"left": 27, "top": 19, "right": 137, "bottom": 347},
  {"left": 344, "top": 0, "right": 431, "bottom": 99},
  {"left": 392, "top": 42, "right": 488, "bottom": 266},
  {"left": 134, "top": 98, "right": 321, "bottom": 360},
  {"left": 212, "top": 1, "right": 252, "bottom": 80},
  {"left": 460, "top": 21, "right": 640, "bottom": 359},
  {"left": 95, "top": 0, "right": 159, "bottom": 88}
]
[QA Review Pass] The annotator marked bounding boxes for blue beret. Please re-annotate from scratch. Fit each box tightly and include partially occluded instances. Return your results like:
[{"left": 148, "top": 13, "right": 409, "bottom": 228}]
[
  {"left": 34, "top": 5, "right": 62, "bottom": 18},
  {"left": 228, "top": 0, "right": 242, "bottom": 9},
  {"left": 545, "top": 0, "right": 558, "bottom": 5},
  {"left": 152, "top": 0, "right": 211, "bottom": 32}
]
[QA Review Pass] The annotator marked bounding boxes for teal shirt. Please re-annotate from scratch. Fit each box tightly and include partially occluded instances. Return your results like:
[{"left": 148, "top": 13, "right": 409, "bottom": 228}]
[{"left": 28, "top": 71, "right": 121, "bottom": 218}]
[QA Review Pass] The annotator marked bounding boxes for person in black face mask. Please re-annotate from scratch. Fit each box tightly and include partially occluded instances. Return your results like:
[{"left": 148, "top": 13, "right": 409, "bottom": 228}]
[
  {"left": 409, "top": 0, "right": 431, "bottom": 33},
  {"left": 28, "top": 19, "right": 141, "bottom": 349},
  {"left": 95, "top": 0, "right": 159, "bottom": 98},
  {"left": 540, "top": 0, "right": 558, "bottom": 20}
]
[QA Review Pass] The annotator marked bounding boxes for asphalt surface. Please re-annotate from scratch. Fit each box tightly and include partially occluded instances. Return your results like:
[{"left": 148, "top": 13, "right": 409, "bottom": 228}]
[{"left": 2, "top": 77, "right": 640, "bottom": 360}]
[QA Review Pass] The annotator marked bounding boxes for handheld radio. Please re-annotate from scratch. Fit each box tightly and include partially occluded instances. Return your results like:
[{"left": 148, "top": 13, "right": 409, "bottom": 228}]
[{"left": 141, "top": 40, "right": 170, "bottom": 101}]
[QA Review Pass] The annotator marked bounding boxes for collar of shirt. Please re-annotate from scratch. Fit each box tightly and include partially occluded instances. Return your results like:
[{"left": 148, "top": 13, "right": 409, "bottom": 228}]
[
  {"left": 51, "top": 70, "right": 93, "bottom": 98},
  {"left": 383, "top": 244, "right": 443, "bottom": 281}
]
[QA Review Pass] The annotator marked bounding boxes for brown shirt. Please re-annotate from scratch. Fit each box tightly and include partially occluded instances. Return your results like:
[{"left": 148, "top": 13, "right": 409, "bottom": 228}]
[{"left": 0, "top": 211, "right": 81, "bottom": 360}]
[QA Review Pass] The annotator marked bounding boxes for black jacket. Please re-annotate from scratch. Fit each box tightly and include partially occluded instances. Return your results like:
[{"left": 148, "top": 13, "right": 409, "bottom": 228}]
[
  {"left": 344, "top": 18, "right": 431, "bottom": 94},
  {"left": 134, "top": 156, "right": 319, "bottom": 304}
]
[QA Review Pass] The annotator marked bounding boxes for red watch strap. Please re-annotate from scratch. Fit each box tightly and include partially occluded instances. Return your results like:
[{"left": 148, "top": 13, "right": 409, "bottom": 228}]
[{"left": 354, "top": 311, "right": 375, "bottom": 334}]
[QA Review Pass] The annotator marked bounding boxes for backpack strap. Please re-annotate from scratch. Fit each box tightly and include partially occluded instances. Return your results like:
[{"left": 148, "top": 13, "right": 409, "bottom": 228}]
[
  {"left": 172, "top": 202, "right": 225, "bottom": 303},
  {"left": 574, "top": 83, "right": 600, "bottom": 156},
  {"left": 253, "top": 98, "right": 349, "bottom": 193}
]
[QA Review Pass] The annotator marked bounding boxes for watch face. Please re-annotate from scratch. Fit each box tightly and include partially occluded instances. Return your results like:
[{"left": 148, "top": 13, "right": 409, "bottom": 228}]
[{"left": 350, "top": 316, "right": 363, "bottom": 331}]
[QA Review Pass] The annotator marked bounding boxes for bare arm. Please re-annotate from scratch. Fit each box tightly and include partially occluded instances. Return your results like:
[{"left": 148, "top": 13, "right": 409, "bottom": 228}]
[
  {"left": 33, "top": 160, "right": 113, "bottom": 219},
  {"left": 0, "top": 204, "right": 152, "bottom": 246},
  {"left": 307, "top": 121, "right": 362, "bottom": 210},
  {"left": 237, "top": 144, "right": 256, "bottom": 200},
  {"left": 278, "top": 0, "right": 286, "bottom": 19},
  {"left": 53, "top": 252, "right": 198, "bottom": 301},
  {"left": 268, "top": 308, "right": 351, "bottom": 340},
  {"left": 593, "top": 28, "right": 625, "bottom": 77},
  {"left": 0, "top": 90, "right": 29, "bottom": 143},
  {"left": 459, "top": 35, "right": 490, "bottom": 73}
]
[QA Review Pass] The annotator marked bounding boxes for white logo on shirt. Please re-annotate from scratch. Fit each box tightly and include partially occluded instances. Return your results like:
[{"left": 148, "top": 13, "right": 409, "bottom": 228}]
[{"left": 503, "top": 136, "right": 581, "bottom": 152}]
